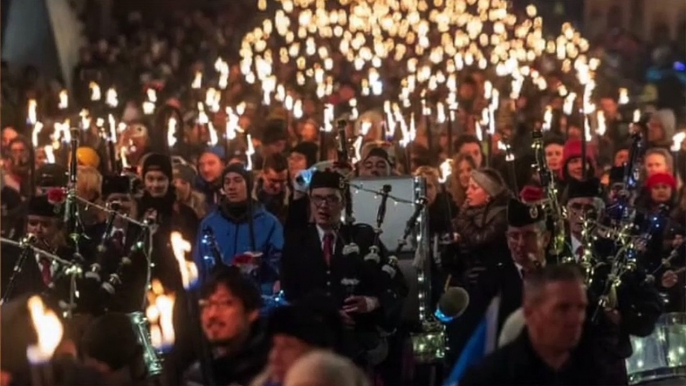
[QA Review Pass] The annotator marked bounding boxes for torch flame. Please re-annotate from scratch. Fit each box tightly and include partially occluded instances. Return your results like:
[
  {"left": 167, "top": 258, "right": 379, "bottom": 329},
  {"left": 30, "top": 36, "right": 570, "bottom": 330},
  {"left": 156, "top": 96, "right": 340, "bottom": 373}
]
[
  {"left": 89, "top": 82, "right": 101, "bottom": 101},
  {"left": 106, "top": 88, "right": 119, "bottom": 108},
  {"left": 44, "top": 145, "right": 55, "bottom": 163},
  {"left": 26, "top": 295, "right": 63, "bottom": 364},
  {"left": 80, "top": 109, "right": 91, "bottom": 131},
  {"left": 596, "top": 111, "right": 606, "bottom": 136},
  {"left": 170, "top": 231, "right": 197, "bottom": 289},
  {"left": 58, "top": 90, "right": 68, "bottom": 110},
  {"left": 618, "top": 88, "right": 629, "bottom": 105},
  {"left": 28, "top": 99, "right": 37, "bottom": 125},
  {"left": 672, "top": 132, "right": 686, "bottom": 152},
  {"left": 32, "top": 122, "right": 44, "bottom": 148},
  {"left": 146, "top": 89, "right": 158, "bottom": 104},
  {"left": 323, "top": 104, "right": 334, "bottom": 133},
  {"left": 192, "top": 71, "right": 203, "bottom": 89},
  {"left": 167, "top": 117, "right": 178, "bottom": 148},
  {"left": 438, "top": 159, "right": 452, "bottom": 184},
  {"left": 146, "top": 279, "right": 176, "bottom": 351},
  {"left": 246, "top": 134, "right": 256, "bottom": 171}
]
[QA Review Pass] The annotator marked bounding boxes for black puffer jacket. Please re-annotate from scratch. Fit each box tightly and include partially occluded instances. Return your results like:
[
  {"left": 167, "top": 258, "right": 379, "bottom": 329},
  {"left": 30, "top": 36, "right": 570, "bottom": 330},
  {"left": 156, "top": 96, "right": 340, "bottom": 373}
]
[
  {"left": 443, "top": 192, "right": 510, "bottom": 287},
  {"left": 182, "top": 322, "right": 270, "bottom": 386}
]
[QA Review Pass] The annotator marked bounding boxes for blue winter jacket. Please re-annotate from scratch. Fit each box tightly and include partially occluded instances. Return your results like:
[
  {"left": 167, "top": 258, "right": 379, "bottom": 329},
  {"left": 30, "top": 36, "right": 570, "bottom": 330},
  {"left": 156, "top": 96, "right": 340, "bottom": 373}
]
[{"left": 194, "top": 205, "right": 283, "bottom": 296}]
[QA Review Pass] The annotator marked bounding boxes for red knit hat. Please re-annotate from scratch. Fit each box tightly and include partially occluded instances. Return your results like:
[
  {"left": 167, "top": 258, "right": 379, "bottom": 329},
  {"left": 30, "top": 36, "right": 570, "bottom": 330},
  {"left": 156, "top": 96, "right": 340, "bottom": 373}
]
[
  {"left": 519, "top": 185, "right": 544, "bottom": 203},
  {"left": 646, "top": 172, "right": 676, "bottom": 189},
  {"left": 559, "top": 139, "right": 597, "bottom": 180}
]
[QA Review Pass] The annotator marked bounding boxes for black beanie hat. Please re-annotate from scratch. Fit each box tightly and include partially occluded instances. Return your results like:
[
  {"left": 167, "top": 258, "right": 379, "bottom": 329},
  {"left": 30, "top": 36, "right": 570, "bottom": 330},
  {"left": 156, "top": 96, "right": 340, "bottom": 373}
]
[
  {"left": 291, "top": 142, "right": 319, "bottom": 168},
  {"left": 142, "top": 153, "right": 173, "bottom": 180},
  {"left": 222, "top": 163, "right": 254, "bottom": 193},
  {"left": 364, "top": 147, "right": 391, "bottom": 165},
  {"left": 28, "top": 195, "right": 61, "bottom": 218},
  {"left": 566, "top": 177, "right": 604, "bottom": 201},
  {"left": 543, "top": 133, "right": 565, "bottom": 148},
  {"left": 262, "top": 119, "right": 288, "bottom": 145}
]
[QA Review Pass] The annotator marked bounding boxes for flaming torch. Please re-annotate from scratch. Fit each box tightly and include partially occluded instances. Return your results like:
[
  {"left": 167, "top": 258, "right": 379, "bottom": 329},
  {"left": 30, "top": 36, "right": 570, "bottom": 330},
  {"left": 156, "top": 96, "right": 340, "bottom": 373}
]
[
  {"left": 89, "top": 82, "right": 101, "bottom": 102},
  {"left": 171, "top": 231, "right": 214, "bottom": 384},
  {"left": 26, "top": 295, "right": 63, "bottom": 386},
  {"left": 146, "top": 279, "right": 176, "bottom": 352},
  {"left": 58, "top": 90, "right": 68, "bottom": 110}
]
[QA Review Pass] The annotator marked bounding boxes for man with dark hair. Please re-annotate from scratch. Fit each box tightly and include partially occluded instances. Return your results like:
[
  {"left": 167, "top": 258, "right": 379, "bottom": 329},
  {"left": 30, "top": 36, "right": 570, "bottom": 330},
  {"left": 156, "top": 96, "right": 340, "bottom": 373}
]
[
  {"left": 282, "top": 169, "right": 408, "bottom": 372},
  {"left": 1, "top": 195, "right": 67, "bottom": 301},
  {"left": 359, "top": 146, "right": 392, "bottom": 177},
  {"left": 196, "top": 147, "right": 226, "bottom": 208},
  {"left": 194, "top": 163, "right": 282, "bottom": 297},
  {"left": 257, "top": 153, "right": 290, "bottom": 222},
  {"left": 454, "top": 134, "right": 483, "bottom": 168},
  {"left": 462, "top": 264, "right": 594, "bottom": 385},
  {"left": 182, "top": 267, "right": 270, "bottom": 386}
]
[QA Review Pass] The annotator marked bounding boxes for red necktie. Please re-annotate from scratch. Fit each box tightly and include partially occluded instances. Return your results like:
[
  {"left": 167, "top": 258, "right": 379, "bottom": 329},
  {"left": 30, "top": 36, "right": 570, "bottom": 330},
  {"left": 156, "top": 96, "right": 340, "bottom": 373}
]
[
  {"left": 40, "top": 257, "right": 51, "bottom": 286},
  {"left": 575, "top": 246, "right": 583, "bottom": 261},
  {"left": 323, "top": 233, "right": 334, "bottom": 266}
]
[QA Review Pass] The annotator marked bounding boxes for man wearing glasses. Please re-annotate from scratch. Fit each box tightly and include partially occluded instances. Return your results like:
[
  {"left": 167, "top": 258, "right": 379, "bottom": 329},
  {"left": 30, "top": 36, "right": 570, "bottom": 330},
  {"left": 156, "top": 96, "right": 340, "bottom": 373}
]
[
  {"left": 281, "top": 169, "right": 407, "bottom": 371},
  {"left": 182, "top": 267, "right": 269, "bottom": 386}
]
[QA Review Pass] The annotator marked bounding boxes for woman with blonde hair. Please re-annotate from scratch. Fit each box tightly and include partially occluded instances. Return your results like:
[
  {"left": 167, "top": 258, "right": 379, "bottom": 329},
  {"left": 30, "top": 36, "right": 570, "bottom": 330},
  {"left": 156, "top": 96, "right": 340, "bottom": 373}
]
[
  {"left": 414, "top": 166, "right": 457, "bottom": 236},
  {"left": 76, "top": 166, "right": 105, "bottom": 226},
  {"left": 449, "top": 153, "right": 478, "bottom": 208}
]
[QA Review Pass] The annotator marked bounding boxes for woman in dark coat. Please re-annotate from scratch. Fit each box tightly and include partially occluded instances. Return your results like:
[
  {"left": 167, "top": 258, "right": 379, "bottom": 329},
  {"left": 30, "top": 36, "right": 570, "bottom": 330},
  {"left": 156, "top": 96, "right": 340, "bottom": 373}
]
[{"left": 442, "top": 168, "right": 511, "bottom": 365}]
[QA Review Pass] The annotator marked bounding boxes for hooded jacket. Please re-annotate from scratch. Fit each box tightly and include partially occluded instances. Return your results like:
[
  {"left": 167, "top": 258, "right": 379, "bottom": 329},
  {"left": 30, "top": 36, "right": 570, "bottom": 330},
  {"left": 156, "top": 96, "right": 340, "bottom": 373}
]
[{"left": 194, "top": 203, "right": 283, "bottom": 295}]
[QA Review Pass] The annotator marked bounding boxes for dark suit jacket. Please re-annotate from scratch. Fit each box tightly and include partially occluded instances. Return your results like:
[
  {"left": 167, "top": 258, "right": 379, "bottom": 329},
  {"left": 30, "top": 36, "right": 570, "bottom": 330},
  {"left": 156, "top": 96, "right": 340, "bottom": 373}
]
[
  {"left": 1, "top": 243, "right": 48, "bottom": 301},
  {"left": 281, "top": 197, "right": 408, "bottom": 331},
  {"left": 461, "top": 330, "right": 601, "bottom": 386}
]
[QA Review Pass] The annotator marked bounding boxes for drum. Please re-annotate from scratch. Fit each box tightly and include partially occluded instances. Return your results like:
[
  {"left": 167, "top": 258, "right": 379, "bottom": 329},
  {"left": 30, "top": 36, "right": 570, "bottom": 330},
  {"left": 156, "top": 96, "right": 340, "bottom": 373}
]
[
  {"left": 349, "top": 176, "right": 431, "bottom": 325},
  {"left": 626, "top": 313, "right": 686, "bottom": 385}
]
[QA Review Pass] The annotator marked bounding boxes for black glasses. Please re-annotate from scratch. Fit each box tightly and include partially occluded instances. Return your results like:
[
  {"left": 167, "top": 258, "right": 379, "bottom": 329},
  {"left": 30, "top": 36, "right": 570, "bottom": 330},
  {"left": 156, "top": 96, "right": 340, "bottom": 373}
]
[{"left": 311, "top": 195, "right": 341, "bottom": 207}]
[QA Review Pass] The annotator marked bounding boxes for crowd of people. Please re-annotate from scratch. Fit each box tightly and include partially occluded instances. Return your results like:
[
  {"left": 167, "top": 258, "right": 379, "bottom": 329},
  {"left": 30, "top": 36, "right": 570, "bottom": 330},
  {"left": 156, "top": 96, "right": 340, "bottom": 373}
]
[{"left": 1, "top": 2, "right": 686, "bottom": 386}]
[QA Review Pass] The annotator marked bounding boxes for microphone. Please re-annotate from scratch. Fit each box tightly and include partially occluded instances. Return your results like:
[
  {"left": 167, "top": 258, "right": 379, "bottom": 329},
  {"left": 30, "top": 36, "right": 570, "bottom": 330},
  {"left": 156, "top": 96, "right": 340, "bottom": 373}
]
[{"left": 434, "top": 286, "right": 470, "bottom": 323}]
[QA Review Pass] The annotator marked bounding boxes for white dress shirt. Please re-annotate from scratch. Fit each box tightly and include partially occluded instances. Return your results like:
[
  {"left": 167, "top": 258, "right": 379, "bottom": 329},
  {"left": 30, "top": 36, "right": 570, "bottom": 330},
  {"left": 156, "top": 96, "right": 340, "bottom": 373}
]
[{"left": 571, "top": 236, "right": 583, "bottom": 262}]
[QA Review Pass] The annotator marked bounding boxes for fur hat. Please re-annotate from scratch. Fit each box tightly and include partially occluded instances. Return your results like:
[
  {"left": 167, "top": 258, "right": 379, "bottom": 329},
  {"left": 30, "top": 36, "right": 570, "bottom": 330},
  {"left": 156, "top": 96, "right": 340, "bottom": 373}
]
[{"left": 470, "top": 168, "right": 505, "bottom": 197}]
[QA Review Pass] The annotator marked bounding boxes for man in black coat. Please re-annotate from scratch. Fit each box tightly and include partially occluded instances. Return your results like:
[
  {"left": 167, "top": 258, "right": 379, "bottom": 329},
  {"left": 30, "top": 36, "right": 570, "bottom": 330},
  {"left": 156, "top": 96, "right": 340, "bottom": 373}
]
[
  {"left": 445, "top": 198, "right": 550, "bottom": 365},
  {"left": 280, "top": 169, "right": 408, "bottom": 367},
  {"left": 1, "top": 195, "right": 72, "bottom": 302},
  {"left": 462, "top": 264, "right": 596, "bottom": 385}
]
